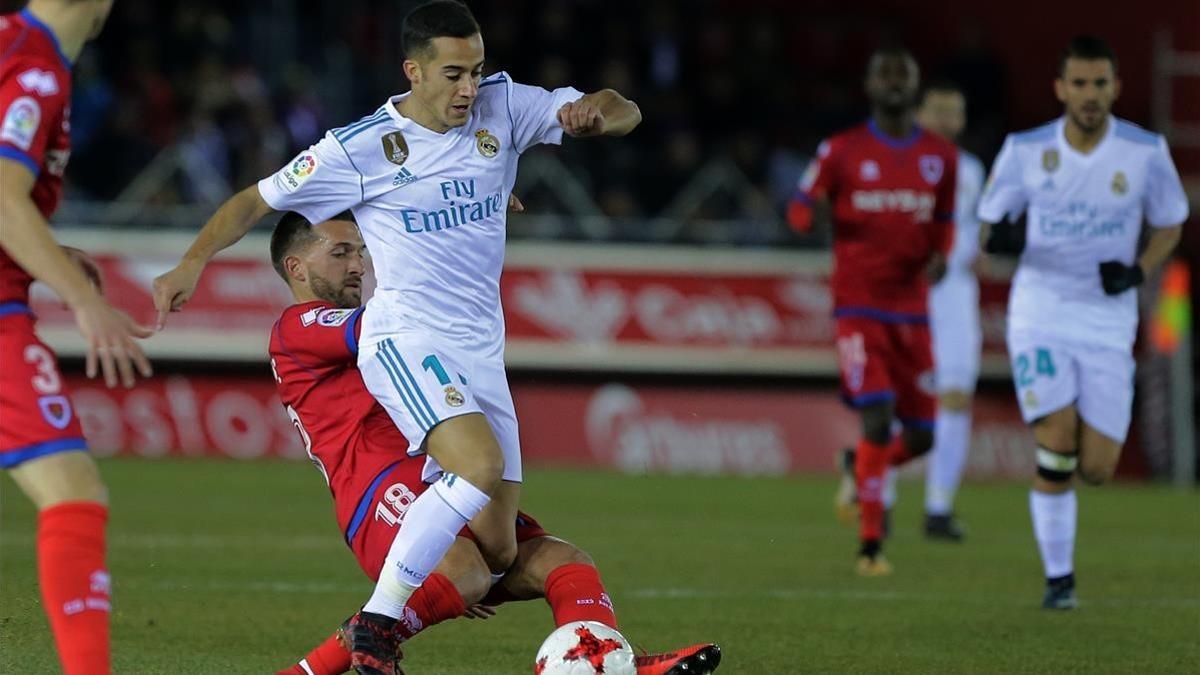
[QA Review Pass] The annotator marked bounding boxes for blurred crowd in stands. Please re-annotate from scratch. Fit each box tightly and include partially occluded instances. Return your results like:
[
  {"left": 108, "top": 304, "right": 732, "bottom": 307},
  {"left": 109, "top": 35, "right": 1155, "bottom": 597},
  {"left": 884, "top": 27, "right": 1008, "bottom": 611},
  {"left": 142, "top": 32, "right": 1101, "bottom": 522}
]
[{"left": 14, "top": 0, "right": 1012, "bottom": 243}]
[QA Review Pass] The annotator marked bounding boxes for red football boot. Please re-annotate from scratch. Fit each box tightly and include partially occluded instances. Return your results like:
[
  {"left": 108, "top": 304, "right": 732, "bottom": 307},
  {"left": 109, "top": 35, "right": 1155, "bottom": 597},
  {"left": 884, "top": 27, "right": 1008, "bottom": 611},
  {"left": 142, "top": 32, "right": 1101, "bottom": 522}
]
[{"left": 636, "top": 643, "right": 722, "bottom": 675}]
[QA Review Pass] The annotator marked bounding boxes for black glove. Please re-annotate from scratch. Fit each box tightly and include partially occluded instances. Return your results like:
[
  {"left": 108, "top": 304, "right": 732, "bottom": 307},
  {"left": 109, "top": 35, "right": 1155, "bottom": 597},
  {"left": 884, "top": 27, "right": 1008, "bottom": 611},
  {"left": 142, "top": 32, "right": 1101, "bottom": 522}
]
[
  {"left": 1099, "top": 260, "right": 1144, "bottom": 295},
  {"left": 983, "top": 219, "right": 1026, "bottom": 256}
]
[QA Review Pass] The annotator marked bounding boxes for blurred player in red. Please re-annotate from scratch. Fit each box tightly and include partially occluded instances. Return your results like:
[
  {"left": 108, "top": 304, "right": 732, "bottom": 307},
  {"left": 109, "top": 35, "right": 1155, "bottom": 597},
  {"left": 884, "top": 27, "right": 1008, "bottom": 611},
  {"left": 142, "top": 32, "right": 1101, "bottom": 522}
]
[
  {"left": 788, "top": 46, "right": 957, "bottom": 575},
  {"left": 267, "top": 210, "right": 719, "bottom": 675},
  {"left": 1, "top": 3, "right": 153, "bottom": 673}
]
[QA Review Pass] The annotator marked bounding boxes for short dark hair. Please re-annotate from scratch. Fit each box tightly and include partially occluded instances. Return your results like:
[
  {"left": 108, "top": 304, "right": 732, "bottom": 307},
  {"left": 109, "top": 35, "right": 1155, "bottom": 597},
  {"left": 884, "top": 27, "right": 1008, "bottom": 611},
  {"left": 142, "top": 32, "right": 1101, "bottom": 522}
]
[
  {"left": 921, "top": 77, "right": 964, "bottom": 101},
  {"left": 866, "top": 45, "right": 918, "bottom": 76},
  {"left": 402, "top": 0, "right": 480, "bottom": 60},
  {"left": 269, "top": 211, "right": 354, "bottom": 281},
  {"left": 1059, "top": 35, "right": 1118, "bottom": 75}
]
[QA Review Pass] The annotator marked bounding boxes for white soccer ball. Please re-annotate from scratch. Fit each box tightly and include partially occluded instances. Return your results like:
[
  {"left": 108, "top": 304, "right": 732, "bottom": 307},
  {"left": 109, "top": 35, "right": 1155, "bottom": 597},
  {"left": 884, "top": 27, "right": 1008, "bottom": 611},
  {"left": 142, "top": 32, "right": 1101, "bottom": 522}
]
[{"left": 534, "top": 621, "right": 637, "bottom": 675}]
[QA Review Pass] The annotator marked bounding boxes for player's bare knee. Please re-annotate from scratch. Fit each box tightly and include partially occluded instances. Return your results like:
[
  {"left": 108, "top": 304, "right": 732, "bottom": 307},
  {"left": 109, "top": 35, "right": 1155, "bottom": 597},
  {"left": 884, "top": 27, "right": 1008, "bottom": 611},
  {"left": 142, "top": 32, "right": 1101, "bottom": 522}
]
[
  {"left": 904, "top": 429, "right": 934, "bottom": 457},
  {"left": 1078, "top": 458, "right": 1115, "bottom": 486},
  {"left": 10, "top": 451, "right": 108, "bottom": 510},
  {"left": 860, "top": 406, "right": 893, "bottom": 446}
]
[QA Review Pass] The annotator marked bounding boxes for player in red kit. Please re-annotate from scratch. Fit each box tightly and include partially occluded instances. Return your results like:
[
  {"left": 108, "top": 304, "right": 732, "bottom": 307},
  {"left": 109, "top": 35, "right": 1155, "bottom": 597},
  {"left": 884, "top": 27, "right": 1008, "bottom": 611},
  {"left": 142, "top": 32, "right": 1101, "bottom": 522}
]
[
  {"left": 788, "top": 46, "right": 957, "bottom": 576},
  {"left": 1, "top": 3, "right": 153, "bottom": 674},
  {"left": 267, "top": 211, "right": 719, "bottom": 675}
]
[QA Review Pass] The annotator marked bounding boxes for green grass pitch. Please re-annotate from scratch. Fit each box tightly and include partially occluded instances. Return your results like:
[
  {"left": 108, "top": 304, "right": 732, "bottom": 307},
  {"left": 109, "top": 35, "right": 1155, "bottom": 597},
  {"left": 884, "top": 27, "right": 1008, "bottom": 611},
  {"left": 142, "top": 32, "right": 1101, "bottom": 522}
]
[{"left": 2, "top": 459, "right": 1198, "bottom": 673}]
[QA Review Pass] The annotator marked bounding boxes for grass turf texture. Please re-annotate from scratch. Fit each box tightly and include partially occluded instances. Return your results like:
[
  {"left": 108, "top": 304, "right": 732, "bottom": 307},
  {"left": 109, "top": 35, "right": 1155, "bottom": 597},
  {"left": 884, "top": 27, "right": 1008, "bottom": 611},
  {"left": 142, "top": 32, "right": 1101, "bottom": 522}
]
[{"left": 2, "top": 459, "right": 1198, "bottom": 673}]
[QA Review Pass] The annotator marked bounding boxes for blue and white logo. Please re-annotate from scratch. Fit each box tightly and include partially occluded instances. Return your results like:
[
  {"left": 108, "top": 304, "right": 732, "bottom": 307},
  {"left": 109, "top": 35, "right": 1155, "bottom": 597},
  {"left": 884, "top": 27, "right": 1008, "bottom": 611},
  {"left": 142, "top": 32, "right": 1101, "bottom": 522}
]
[{"left": 393, "top": 167, "right": 418, "bottom": 187}]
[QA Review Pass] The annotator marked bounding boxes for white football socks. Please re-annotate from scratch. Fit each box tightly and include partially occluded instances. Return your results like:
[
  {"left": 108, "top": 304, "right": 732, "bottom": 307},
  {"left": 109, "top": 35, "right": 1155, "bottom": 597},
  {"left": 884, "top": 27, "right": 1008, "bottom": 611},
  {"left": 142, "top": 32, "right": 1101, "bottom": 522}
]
[
  {"left": 925, "top": 409, "right": 972, "bottom": 515},
  {"left": 362, "top": 472, "right": 491, "bottom": 618},
  {"left": 1029, "top": 489, "right": 1076, "bottom": 579}
]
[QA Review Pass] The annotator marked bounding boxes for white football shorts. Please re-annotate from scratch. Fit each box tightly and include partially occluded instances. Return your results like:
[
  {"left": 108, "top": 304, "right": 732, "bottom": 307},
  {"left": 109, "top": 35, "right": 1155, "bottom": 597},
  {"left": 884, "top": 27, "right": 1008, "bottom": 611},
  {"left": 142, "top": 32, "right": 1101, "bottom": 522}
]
[
  {"left": 1006, "top": 330, "right": 1135, "bottom": 443},
  {"left": 358, "top": 330, "right": 522, "bottom": 483},
  {"left": 930, "top": 272, "right": 981, "bottom": 393}
]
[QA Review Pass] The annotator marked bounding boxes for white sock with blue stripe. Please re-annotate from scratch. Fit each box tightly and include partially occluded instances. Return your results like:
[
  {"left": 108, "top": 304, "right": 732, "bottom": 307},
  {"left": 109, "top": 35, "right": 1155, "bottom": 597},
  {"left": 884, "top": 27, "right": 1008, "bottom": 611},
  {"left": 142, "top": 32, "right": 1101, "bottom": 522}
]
[{"left": 363, "top": 472, "right": 490, "bottom": 618}]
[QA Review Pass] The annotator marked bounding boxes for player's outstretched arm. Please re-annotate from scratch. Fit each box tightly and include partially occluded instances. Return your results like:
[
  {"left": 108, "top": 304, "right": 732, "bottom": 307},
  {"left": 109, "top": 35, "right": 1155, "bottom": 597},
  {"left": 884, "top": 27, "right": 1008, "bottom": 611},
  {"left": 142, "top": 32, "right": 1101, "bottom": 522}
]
[
  {"left": 153, "top": 186, "right": 275, "bottom": 329},
  {"left": 557, "top": 89, "right": 641, "bottom": 138},
  {"left": 0, "top": 158, "right": 153, "bottom": 388}
]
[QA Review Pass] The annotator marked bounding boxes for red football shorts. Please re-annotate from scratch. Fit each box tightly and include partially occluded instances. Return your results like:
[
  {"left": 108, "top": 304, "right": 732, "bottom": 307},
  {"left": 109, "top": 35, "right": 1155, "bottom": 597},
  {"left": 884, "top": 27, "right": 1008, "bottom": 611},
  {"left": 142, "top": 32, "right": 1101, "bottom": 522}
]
[
  {"left": 0, "top": 308, "right": 89, "bottom": 468},
  {"left": 835, "top": 315, "right": 936, "bottom": 428},
  {"left": 347, "top": 457, "right": 548, "bottom": 582}
]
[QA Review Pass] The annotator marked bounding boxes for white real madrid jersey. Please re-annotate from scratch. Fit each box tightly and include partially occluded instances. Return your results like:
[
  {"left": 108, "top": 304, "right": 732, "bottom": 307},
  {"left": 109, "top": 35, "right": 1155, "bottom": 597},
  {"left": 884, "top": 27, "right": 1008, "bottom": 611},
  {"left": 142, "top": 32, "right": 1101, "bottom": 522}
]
[
  {"left": 977, "top": 116, "right": 1189, "bottom": 349},
  {"left": 259, "top": 72, "right": 584, "bottom": 358}
]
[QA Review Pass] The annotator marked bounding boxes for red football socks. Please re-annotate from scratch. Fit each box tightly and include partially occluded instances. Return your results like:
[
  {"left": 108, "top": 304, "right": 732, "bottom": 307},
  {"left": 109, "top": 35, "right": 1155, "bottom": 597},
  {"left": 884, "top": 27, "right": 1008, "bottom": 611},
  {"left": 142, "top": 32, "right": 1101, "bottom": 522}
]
[
  {"left": 855, "top": 438, "right": 890, "bottom": 542},
  {"left": 888, "top": 435, "right": 917, "bottom": 467},
  {"left": 393, "top": 571, "right": 467, "bottom": 641},
  {"left": 278, "top": 633, "right": 347, "bottom": 675},
  {"left": 544, "top": 563, "right": 617, "bottom": 629},
  {"left": 38, "top": 501, "right": 111, "bottom": 675}
]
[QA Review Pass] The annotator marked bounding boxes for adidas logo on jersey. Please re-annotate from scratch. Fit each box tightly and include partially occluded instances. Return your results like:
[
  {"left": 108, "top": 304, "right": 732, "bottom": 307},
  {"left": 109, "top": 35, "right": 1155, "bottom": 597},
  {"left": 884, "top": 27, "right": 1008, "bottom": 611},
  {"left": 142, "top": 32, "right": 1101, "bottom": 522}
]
[{"left": 393, "top": 167, "right": 418, "bottom": 187}]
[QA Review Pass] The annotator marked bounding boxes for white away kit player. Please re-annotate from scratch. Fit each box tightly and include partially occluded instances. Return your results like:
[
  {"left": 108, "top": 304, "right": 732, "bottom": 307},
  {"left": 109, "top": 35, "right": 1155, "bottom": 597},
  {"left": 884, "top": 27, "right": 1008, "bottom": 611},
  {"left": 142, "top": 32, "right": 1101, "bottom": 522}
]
[
  {"left": 916, "top": 80, "right": 985, "bottom": 541},
  {"left": 152, "top": 1, "right": 641, "bottom": 671},
  {"left": 978, "top": 36, "right": 1186, "bottom": 609}
]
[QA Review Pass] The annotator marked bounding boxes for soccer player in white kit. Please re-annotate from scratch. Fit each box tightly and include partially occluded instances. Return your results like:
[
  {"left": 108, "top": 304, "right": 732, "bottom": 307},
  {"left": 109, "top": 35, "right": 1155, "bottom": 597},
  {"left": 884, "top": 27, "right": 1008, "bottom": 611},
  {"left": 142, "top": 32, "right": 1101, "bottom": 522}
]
[
  {"left": 978, "top": 36, "right": 1187, "bottom": 609},
  {"left": 152, "top": 1, "right": 641, "bottom": 670},
  {"left": 915, "top": 81, "right": 985, "bottom": 542}
]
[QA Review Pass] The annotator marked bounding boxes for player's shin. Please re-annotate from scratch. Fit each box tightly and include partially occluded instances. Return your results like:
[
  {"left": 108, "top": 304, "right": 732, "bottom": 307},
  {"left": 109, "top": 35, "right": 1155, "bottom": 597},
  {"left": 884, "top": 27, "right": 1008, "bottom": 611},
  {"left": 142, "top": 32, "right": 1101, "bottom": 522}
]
[
  {"left": 926, "top": 409, "right": 971, "bottom": 515},
  {"left": 1030, "top": 448, "right": 1078, "bottom": 581},
  {"left": 362, "top": 473, "right": 490, "bottom": 618},
  {"left": 855, "top": 438, "right": 890, "bottom": 548},
  {"left": 37, "top": 502, "right": 111, "bottom": 675},
  {"left": 544, "top": 563, "right": 617, "bottom": 629}
]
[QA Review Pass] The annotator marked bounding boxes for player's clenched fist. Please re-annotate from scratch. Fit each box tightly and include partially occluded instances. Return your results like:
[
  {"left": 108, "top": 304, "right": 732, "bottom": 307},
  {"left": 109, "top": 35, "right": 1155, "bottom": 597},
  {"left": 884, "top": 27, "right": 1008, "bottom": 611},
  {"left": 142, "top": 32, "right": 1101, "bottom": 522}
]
[
  {"left": 557, "top": 99, "right": 606, "bottom": 138},
  {"left": 152, "top": 260, "right": 205, "bottom": 330}
]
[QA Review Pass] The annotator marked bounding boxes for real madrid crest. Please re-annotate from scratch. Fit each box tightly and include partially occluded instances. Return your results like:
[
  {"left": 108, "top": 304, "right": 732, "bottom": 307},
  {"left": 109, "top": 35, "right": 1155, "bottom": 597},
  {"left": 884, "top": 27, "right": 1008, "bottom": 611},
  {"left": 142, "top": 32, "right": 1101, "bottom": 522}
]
[
  {"left": 1023, "top": 389, "right": 1038, "bottom": 409},
  {"left": 1111, "top": 170, "right": 1128, "bottom": 195},
  {"left": 444, "top": 386, "right": 465, "bottom": 407},
  {"left": 475, "top": 128, "right": 499, "bottom": 158},
  {"left": 381, "top": 131, "right": 409, "bottom": 165},
  {"left": 1042, "top": 148, "right": 1059, "bottom": 173}
]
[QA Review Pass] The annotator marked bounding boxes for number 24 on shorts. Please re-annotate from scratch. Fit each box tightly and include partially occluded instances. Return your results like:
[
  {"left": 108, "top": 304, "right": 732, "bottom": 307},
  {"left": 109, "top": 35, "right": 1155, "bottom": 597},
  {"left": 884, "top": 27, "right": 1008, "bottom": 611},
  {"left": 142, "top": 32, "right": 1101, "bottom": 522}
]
[{"left": 1015, "top": 348, "right": 1056, "bottom": 387}]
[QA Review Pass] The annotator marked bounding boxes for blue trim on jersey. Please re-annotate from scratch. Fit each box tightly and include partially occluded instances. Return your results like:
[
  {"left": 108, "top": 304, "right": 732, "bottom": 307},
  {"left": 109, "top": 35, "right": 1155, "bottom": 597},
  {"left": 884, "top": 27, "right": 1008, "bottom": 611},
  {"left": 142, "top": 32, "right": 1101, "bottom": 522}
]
[
  {"left": 387, "top": 341, "right": 440, "bottom": 428},
  {"left": 0, "top": 437, "right": 88, "bottom": 469},
  {"left": 841, "top": 391, "right": 895, "bottom": 408},
  {"left": 899, "top": 417, "right": 935, "bottom": 432},
  {"left": 1011, "top": 120, "right": 1057, "bottom": 145},
  {"left": 834, "top": 307, "right": 929, "bottom": 324},
  {"left": 867, "top": 119, "right": 920, "bottom": 149},
  {"left": 375, "top": 345, "right": 433, "bottom": 432},
  {"left": 18, "top": 9, "right": 71, "bottom": 71},
  {"left": 479, "top": 79, "right": 505, "bottom": 88},
  {"left": 0, "top": 147, "right": 40, "bottom": 177},
  {"left": 329, "top": 136, "right": 365, "bottom": 202},
  {"left": 1113, "top": 120, "right": 1159, "bottom": 146},
  {"left": 0, "top": 301, "right": 33, "bottom": 318},
  {"left": 332, "top": 109, "right": 387, "bottom": 142},
  {"left": 339, "top": 115, "right": 390, "bottom": 144},
  {"left": 344, "top": 460, "right": 402, "bottom": 544},
  {"left": 343, "top": 308, "right": 364, "bottom": 356},
  {"left": 792, "top": 191, "right": 814, "bottom": 206}
]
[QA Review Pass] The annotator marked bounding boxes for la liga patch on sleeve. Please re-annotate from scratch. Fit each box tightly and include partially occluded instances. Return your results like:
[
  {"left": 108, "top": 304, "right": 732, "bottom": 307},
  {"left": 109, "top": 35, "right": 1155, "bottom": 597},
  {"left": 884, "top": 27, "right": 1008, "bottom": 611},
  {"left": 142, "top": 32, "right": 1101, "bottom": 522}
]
[
  {"left": 274, "top": 150, "right": 320, "bottom": 193},
  {"left": 0, "top": 96, "right": 40, "bottom": 151}
]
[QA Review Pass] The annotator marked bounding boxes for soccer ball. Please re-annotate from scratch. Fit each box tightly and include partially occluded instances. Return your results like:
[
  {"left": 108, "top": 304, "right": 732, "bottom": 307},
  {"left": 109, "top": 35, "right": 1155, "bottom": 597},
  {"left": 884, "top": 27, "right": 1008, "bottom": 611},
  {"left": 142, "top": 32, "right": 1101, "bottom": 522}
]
[{"left": 534, "top": 621, "right": 636, "bottom": 674}]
